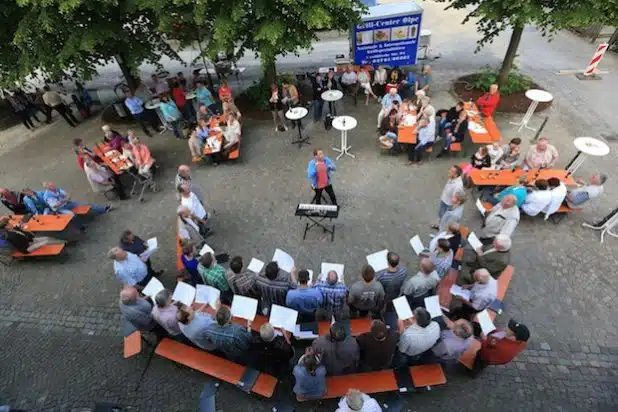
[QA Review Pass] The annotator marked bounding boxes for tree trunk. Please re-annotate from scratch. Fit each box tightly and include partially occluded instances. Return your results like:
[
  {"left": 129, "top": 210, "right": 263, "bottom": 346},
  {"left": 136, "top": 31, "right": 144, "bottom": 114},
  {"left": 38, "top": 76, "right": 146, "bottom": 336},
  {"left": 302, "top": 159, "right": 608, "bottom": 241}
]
[
  {"left": 116, "top": 54, "right": 138, "bottom": 93},
  {"left": 195, "top": 30, "right": 215, "bottom": 92},
  {"left": 497, "top": 25, "right": 524, "bottom": 89},
  {"left": 262, "top": 56, "right": 277, "bottom": 85}
]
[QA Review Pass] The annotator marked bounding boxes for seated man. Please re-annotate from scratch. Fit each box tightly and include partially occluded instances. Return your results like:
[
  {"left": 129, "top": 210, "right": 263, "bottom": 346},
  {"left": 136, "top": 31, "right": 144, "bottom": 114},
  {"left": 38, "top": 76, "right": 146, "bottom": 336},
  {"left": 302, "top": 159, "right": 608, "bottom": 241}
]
[
  {"left": 521, "top": 179, "right": 552, "bottom": 217},
  {"left": 356, "top": 320, "right": 398, "bottom": 371},
  {"left": 543, "top": 177, "right": 567, "bottom": 220},
  {"left": 205, "top": 306, "right": 252, "bottom": 363},
  {"left": 225, "top": 255, "right": 258, "bottom": 298},
  {"left": 285, "top": 269, "right": 323, "bottom": 322},
  {"left": 566, "top": 173, "right": 606, "bottom": 208},
  {"left": 461, "top": 234, "right": 511, "bottom": 283},
  {"left": 255, "top": 261, "right": 296, "bottom": 315},
  {"left": 431, "top": 317, "right": 475, "bottom": 362},
  {"left": 523, "top": 137, "right": 558, "bottom": 170},
  {"left": 339, "top": 66, "right": 360, "bottom": 105},
  {"left": 376, "top": 88, "right": 402, "bottom": 129},
  {"left": 0, "top": 188, "right": 28, "bottom": 214},
  {"left": 0, "top": 216, "right": 63, "bottom": 254},
  {"left": 151, "top": 289, "right": 184, "bottom": 340},
  {"left": 314, "top": 270, "right": 349, "bottom": 320},
  {"left": 119, "top": 286, "right": 157, "bottom": 331},
  {"left": 131, "top": 136, "right": 156, "bottom": 177},
  {"left": 478, "top": 318, "right": 529, "bottom": 368},
  {"left": 483, "top": 175, "right": 528, "bottom": 207},
  {"left": 42, "top": 181, "right": 111, "bottom": 215},
  {"left": 348, "top": 265, "right": 385, "bottom": 319},
  {"left": 22, "top": 188, "right": 50, "bottom": 215},
  {"left": 400, "top": 258, "right": 440, "bottom": 308},
  {"left": 336, "top": 389, "right": 382, "bottom": 412},
  {"left": 83, "top": 158, "right": 127, "bottom": 200},
  {"left": 198, "top": 252, "right": 233, "bottom": 304},
  {"left": 249, "top": 323, "right": 294, "bottom": 376},
  {"left": 480, "top": 195, "right": 520, "bottom": 241},
  {"left": 396, "top": 307, "right": 440, "bottom": 366},
  {"left": 176, "top": 303, "right": 217, "bottom": 351},
  {"left": 108, "top": 247, "right": 150, "bottom": 287},
  {"left": 451, "top": 269, "right": 497, "bottom": 320},
  {"left": 430, "top": 239, "right": 454, "bottom": 279},
  {"left": 312, "top": 322, "right": 360, "bottom": 375}
]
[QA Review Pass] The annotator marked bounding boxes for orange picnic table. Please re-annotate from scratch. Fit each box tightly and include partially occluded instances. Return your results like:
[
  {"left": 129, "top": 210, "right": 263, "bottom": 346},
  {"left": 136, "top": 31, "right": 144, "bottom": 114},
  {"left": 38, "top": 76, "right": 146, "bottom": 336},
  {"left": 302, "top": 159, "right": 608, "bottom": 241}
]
[
  {"left": 464, "top": 103, "right": 502, "bottom": 144},
  {"left": 468, "top": 168, "right": 577, "bottom": 186},
  {"left": 7, "top": 214, "right": 73, "bottom": 232},
  {"left": 397, "top": 125, "right": 417, "bottom": 144},
  {"left": 93, "top": 144, "right": 133, "bottom": 175}
]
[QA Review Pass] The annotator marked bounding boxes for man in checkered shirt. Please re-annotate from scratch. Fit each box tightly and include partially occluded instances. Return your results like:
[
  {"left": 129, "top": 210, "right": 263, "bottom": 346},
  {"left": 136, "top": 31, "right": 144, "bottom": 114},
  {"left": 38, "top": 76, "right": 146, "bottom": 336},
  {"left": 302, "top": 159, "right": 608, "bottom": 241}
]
[{"left": 314, "top": 271, "right": 349, "bottom": 319}]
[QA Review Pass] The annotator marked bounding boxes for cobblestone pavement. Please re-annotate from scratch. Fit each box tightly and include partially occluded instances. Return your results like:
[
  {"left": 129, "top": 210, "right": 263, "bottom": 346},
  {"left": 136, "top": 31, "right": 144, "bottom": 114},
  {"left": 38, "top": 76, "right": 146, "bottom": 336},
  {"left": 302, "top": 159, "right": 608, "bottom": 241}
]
[{"left": 1, "top": 2, "right": 617, "bottom": 411}]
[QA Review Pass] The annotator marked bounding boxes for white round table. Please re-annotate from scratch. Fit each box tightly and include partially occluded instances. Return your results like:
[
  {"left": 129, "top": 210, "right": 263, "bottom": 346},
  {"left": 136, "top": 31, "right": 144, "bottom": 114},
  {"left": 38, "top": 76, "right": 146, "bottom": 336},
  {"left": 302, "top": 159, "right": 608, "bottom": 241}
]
[
  {"left": 565, "top": 136, "right": 611, "bottom": 175},
  {"left": 510, "top": 89, "right": 553, "bottom": 132},
  {"left": 322, "top": 90, "right": 343, "bottom": 116},
  {"left": 285, "top": 107, "right": 310, "bottom": 148},
  {"left": 331, "top": 116, "right": 357, "bottom": 160},
  {"left": 145, "top": 99, "right": 168, "bottom": 135}
]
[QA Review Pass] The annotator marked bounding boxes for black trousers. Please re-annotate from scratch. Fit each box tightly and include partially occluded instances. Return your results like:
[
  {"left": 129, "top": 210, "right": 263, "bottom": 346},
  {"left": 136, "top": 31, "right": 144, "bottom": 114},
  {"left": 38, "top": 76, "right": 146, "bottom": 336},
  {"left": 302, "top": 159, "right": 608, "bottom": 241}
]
[
  {"left": 52, "top": 103, "right": 79, "bottom": 127},
  {"left": 16, "top": 110, "right": 35, "bottom": 129},
  {"left": 314, "top": 185, "right": 337, "bottom": 205}
]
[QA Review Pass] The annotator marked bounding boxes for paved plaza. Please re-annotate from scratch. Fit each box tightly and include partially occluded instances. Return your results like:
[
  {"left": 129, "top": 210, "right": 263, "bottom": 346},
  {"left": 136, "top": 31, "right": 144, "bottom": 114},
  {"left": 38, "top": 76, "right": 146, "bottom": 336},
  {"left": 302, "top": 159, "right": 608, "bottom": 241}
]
[{"left": 1, "top": 2, "right": 618, "bottom": 411}]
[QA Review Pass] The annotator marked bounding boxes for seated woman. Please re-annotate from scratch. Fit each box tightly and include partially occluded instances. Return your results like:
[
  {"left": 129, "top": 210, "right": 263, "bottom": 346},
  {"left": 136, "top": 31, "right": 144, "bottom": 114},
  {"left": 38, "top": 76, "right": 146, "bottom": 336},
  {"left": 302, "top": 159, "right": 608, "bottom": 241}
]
[
  {"left": 378, "top": 108, "right": 399, "bottom": 149},
  {"left": 487, "top": 141, "right": 504, "bottom": 170},
  {"left": 196, "top": 118, "right": 211, "bottom": 145},
  {"left": 0, "top": 216, "right": 64, "bottom": 254},
  {"left": 131, "top": 136, "right": 155, "bottom": 177},
  {"left": 101, "top": 125, "right": 126, "bottom": 151},
  {"left": 73, "top": 138, "right": 103, "bottom": 170},
  {"left": 83, "top": 158, "right": 127, "bottom": 199},
  {"left": 468, "top": 146, "right": 491, "bottom": 170},
  {"left": 222, "top": 112, "right": 241, "bottom": 159},
  {"left": 438, "top": 110, "right": 468, "bottom": 157},
  {"left": 222, "top": 96, "right": 242, "bottom": 121},
  {"left": 187, "top": 128, "right": 203, "bottom": 161}
]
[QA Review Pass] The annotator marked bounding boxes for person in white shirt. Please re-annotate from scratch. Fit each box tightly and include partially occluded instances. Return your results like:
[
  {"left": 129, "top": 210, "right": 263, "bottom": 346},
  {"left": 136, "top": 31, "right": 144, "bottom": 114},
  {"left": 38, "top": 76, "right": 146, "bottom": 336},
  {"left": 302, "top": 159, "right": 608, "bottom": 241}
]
[
  {"left": 178, "top": 183, "right": 208, "bottom": 221},
  {"left": 452, "top": 269, "right": 497, "bottom": 320},
  {"left": 487, "top": 141, "right": 504, "bottom": 169},
  {"left": 543, "top": 177, "right": 567, "bottom": 220},
  {"left": 335, "top": 389, "right": 382, "bottom": 412},
  {"left": 339, "top": 66, "right": 360, "bottom": 106},
  {"left": 434, "top": 165, "right": 464, "bottom": 228},
  {"left": 521, "top": 179, "right": 552, "bottom": 217},
  {"left": 222, "top": 112, "right": 241, "bottom": 159},
  {"left": 395, "top": 307, "right": 440, "bottom": 366},
  {"left": 481, "top": 195, "right": 520, "bottom": 241}
]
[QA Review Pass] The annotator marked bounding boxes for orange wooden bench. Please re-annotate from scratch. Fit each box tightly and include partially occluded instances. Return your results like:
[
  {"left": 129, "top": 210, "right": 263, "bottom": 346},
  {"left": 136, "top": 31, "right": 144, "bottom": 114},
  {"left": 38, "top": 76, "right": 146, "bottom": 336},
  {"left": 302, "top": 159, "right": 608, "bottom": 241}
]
[
  {"left": 7, "top": 214, "right": 73, "bottom": 232},
  {"left": 124, "top": 330, "right": 142, "bottom": 358},
  {"left": 156, "top": 338, "right": 277, "bottom": 398},
  {"left": 458, "top": 338, "right": 482, "bottom": 370},
  {"left": 297, "top": 364, "right": 446, "bottom": 401},
  {"left": 449, "top": 142, "right": 462, "bottom": 152},
  {"left": 454, "top": 226, "right": 469, "bottom": 261},
  {"left": 71, "top": 205, "right": 91, "bottom": 215},
  {"left": 11, "top": 243, "right": 65, "bottom": 259},
  {"left": 317, "top": 317, "right": 372, "bottom": 337},
  {"left": 176, "top": 235, "right": 184, "bottom": 273}
]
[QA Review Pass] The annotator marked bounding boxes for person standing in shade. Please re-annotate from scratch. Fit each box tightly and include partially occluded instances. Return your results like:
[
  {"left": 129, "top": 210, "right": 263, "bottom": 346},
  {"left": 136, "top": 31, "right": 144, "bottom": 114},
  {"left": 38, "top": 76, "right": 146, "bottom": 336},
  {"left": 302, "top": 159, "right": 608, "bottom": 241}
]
[
  {"left": 307, "top": 149, "right": 337, "bottom": 205},
  {"left": 42, "top": 86, "right": 79, "bottom": 127},
  {"left": 124, "top": 89, "right": 153, "bottom": 137},
  {"left": 6, "top": 92, "right": 35, "bottom": 130},
  {"left": 309, "top": 72, "right": 324, "bottom": 122},
  {"left": 269, "top": 83, "right": 287, "bottom": 132}
]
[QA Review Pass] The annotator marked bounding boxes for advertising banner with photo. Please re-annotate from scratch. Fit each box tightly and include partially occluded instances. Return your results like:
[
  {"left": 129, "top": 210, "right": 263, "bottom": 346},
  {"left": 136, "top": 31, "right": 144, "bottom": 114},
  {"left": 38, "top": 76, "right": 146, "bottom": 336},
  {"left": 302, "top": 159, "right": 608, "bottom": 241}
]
[{"left": 353, "top": 10, "right": 422, "bottom": 67}]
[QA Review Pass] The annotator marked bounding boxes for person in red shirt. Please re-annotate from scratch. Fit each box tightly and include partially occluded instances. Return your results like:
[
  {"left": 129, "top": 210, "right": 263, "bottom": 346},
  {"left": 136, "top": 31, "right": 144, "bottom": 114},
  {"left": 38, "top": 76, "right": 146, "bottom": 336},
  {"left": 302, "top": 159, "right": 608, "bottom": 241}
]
[
  {"left": 478, "top": 318, "right": 529, "bottom": 367},
  {"left": 476, "top": 84, "right": 500, "bottom": 117},
  {"left": 218, "top": 79, "right": 232, "bottom": 102},
  {"left": 171, "top": 80, "right": 196, "bottom": 123},
  {"left": 307, "top": 149, "right": 337, "bottom": 205}
]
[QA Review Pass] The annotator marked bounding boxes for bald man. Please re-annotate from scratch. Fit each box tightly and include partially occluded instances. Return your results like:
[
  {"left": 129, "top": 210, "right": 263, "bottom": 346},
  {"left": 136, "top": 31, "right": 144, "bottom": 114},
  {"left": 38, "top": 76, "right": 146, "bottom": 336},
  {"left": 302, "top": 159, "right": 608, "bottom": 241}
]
[
  {"left": 461, "top": 234, "right": 511, "bottom": 282},
  {"left": 400, "top": 258, "right": 440, "bottom": 306},
  {"left": 314, "top": 270, "right": 349, "bottom": 320},
  {"left": 119, "top": 286, "right": 156, "bottom": 330},
  {"left": 480, "top": 195, "right": 520, "bottom": 243},
  {"left": 174, "top": 165, "right": 204, "bottom": 203},
  {"left": 452, "top": 269, "right": 497, "bottom": 320}
]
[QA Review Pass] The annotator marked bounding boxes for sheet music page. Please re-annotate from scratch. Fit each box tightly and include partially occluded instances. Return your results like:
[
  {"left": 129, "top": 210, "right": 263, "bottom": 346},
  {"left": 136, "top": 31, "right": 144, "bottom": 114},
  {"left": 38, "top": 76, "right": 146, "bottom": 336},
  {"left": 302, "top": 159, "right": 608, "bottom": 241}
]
[
  {"left": 409, "top": 235, "right": 425, "bottom": 255},
  {"left": 195, "top": 285, "right": 220, "bottom": 308},
  {"left": 272, "top": 248, "right": 295, "bottom": 273},
  {"left": 142, "top": 277, "right": 165, "bottom": 297},
  {"left": 172, "top": 282, "right": 196, "bottom": 306},
  {"left": 247, "top": 258, "right": 265, "bottom": 274},
  {"left": 467, "top": 232, "right": 484, "bottom": 251},
  {"left": 269, "top": 304, "right": 298, "bottom": 332},
  {"left": 231, "top": 295, "right": 258, "bottom": 321},
  {"left": 366, "top": 249, "right": 389, "bottom": 272},
  {"left": 477, "top": 309, "right": 497, "bottom": 335},
  {"left": 393, "top": 296, "right": 413, "bottom": 320}
]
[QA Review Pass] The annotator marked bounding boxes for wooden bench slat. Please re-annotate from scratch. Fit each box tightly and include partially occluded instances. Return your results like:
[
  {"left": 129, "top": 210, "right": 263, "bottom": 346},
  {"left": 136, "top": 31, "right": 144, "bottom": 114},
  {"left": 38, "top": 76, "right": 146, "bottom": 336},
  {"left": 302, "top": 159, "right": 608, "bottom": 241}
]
[
  {"left": 124, "top": 331, "right": 142, "bottom": 358},
  {"left": 323, "top": 369, "right": 398, "bottom": 399},
  {"left": 496, "top": 265, "right": 513, "bottom": 301},
  {"left": 71, "top": 205, "right": 91, "bottom": 215},
  {"left": 449, "top": 142, "right": 462, "bottom": 152},
  {"left": 458, "top": 339, "right": 481, "bottom": 370},
  {"left": 155, "top": 338, "right": 277, "bottom": 398},
  {"left": 409, "top": 364, "right": 446, "bottom": 387},
  {"left": 11, "top": 243, "right": 65, "bottom": 258}
]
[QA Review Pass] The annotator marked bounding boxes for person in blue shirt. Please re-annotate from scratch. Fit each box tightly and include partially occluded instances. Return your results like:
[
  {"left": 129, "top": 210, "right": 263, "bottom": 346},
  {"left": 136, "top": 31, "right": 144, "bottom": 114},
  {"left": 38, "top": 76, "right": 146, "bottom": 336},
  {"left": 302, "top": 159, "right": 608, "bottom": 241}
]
[
  {"left": 196, "top": 81, "right": 218, "bottom": 114},
  {"left": 22, "top": 188, "right": 50, "bottom": 215},
  {"left": 42, "top": 182, "right": 110, "bottom": 215},
  {"left": 181, "top": 244, "right": 202, "bottom": 286},
  {"left": 484, "top": 175, "right": 528, "bottom": 207},
  {"left": 159, "top": 94, "right": 183, "bottom": 139},
  {"left": 293, "top": 350, "right": 327, "bottom": 400},
  {"left": 377, "top": 88, "right": 402, "bottom": 128},
  {"left": 307, "top": 149, "right": 337, "bottom": 205},
  {"left": 286, "top": 269, "right": 323, "bottom": 322},
  {"left": 196, "top": 118, "right": 211, "bottom": 146},
  {"left": 124, "top": 89, "right": 154, "bottom": 137}
]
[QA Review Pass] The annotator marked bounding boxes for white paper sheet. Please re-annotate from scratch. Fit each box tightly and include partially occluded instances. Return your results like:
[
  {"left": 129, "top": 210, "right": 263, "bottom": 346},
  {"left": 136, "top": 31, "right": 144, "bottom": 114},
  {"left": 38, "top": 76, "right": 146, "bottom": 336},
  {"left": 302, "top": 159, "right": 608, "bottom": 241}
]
[
  {"left": 293, "top": 324, "right": 319, "bottom": 340},
  {"left": 409, "top": 235, "right": 425, "bottom": 255},
  {"left": 206, "top": 136, "right": 221, "bottom": 152},
  {"left": 139, "top": 237, "right": 159, "bottom": 261},
  {"left": 366, "top": 249, "right": 389, "bottom": 272},
  {"left": 269, "top": 304, "right": 298, "bottom": 332},
  {"left": 272, "top": 248, "right": 295, "bottom": 273},
  {"left": 195, "top": 285, "right": 220, "bottom": 308},
  {"left": 141, "top": 277, "right": 165, "bottom": 297},
  {"left": 172, "top": 281, "right": 196, "bottom": 306},
  {"left": 320, "top": 262, "right": 345, "bottom": 283},
  {"left": 476, "top": 198, "right": 487, "bottom": 216},
  {"left": 392, "top": 296, "right": 413, "bottom": 320},
  {"left": 477, "top": 309, "right": 496, "bottom": 336},
  {"left": 199, "top": 243, "right": 215, "bottom": 257},
  {"left": 231, "top": 295, "right": 258, "bottom": 321},
  {"left": 467, "top": 232, "right": 484, "bottom": 251},
  {"left": 307, "top": 269, "right": 314, "bottom": 285},
  {"left": 450, "top": 284, "right": 472, "bottom": 301},
  {"left": 424, "top": 295, "right": 443, "bottom": 319},
  {"left": 247, "top": 258, "right": 265, "bottom": 274}
]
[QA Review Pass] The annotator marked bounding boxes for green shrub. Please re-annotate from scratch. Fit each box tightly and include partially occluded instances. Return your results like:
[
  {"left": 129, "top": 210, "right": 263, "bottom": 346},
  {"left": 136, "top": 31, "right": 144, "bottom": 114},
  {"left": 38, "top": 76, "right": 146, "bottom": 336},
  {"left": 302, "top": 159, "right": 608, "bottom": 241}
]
[
  {"left": 472, "top": 67, "right": 533, "bottom": 95},
  {"left": 238, "top": 72, "right": 299, "bottom": 111}
]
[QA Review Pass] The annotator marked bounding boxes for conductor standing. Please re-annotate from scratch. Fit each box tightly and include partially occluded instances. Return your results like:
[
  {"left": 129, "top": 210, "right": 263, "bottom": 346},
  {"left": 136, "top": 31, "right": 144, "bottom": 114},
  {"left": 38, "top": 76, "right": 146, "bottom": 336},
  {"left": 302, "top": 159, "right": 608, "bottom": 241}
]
[{"left": 307, "top": 149, "right": 337, "bottom": 205}]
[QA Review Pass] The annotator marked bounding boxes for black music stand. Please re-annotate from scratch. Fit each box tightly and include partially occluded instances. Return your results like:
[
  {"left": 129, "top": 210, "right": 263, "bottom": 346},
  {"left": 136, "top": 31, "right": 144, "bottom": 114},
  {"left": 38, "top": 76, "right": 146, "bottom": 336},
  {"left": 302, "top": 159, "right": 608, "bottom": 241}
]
[{"left": 301, "top": 212, "right": 336, "bottom": 242}]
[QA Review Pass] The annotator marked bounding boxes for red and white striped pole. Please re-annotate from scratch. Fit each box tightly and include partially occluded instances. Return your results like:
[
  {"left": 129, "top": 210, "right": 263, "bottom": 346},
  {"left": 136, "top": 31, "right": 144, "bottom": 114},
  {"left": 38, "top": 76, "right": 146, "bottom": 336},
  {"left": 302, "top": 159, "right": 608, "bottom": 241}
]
[{"left": 584, "top": 43, "right": 609, "bottom": 76}]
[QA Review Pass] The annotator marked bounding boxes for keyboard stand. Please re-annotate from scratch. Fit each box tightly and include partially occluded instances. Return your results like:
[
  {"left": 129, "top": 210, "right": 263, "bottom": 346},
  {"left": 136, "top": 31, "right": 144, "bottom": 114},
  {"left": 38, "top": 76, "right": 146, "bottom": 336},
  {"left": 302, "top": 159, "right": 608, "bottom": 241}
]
[{"left": 301, "top": 216, "right": 335, "bottom": 242}]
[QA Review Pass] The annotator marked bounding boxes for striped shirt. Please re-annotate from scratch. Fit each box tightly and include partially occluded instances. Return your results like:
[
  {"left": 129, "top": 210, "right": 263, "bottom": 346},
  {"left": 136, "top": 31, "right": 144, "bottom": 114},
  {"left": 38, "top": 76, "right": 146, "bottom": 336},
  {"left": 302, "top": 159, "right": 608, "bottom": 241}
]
[
  {"left": 430, "top": 249, "right": 453, "bottom": 279},
  {"left": 398, "top": 321, "right": 440, "bottom": 356},
  {"left": 255, "top": 271, "right": 296, "bottom": 310},
  {"left": 198, "top": 263, "right": 230, "bottom": 292},
  {"left": 225, "top": 269, "right": 258, "bottom": 298},
  {"left": 314, "top": 281, "right": 348, "bottom": 313},
  {"left": 377, "top": 266, "right": 409, "bottom": 302}
]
